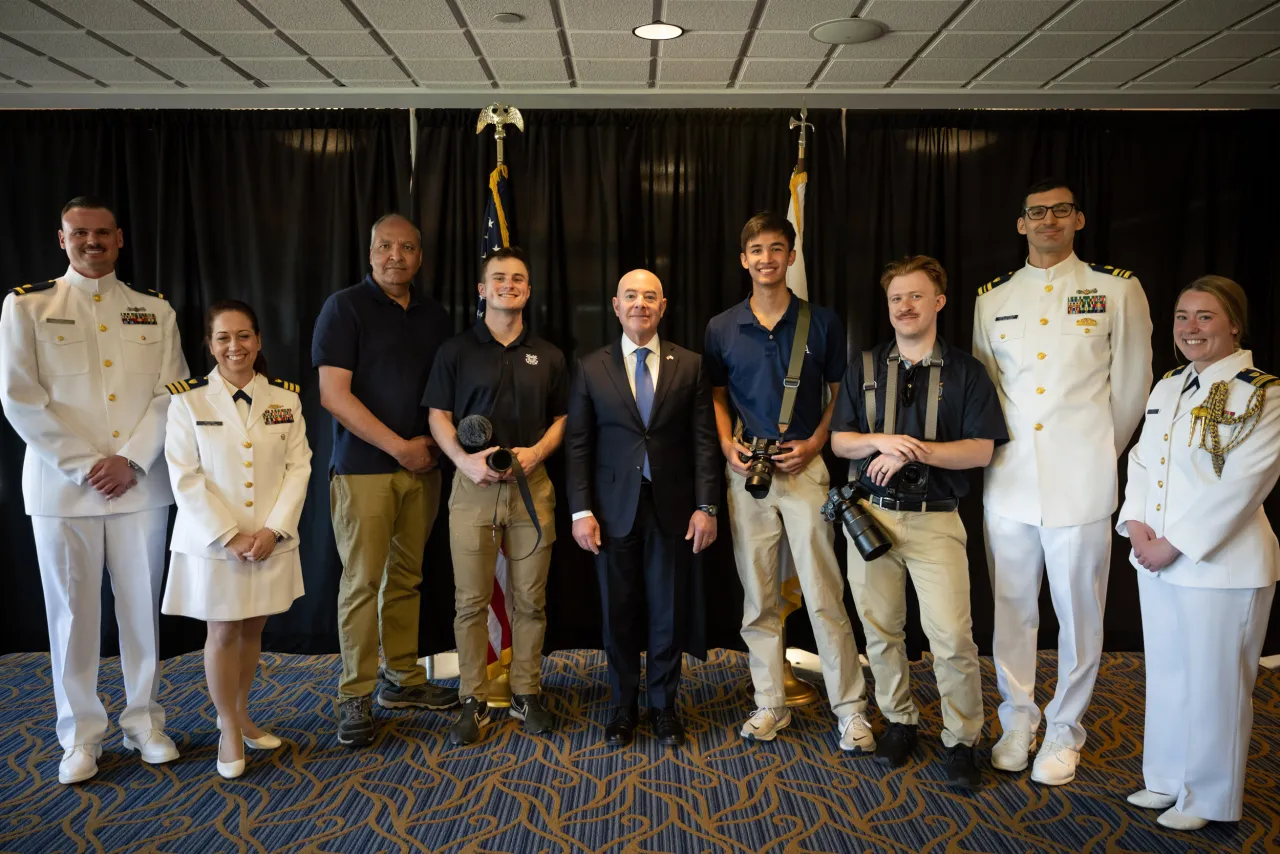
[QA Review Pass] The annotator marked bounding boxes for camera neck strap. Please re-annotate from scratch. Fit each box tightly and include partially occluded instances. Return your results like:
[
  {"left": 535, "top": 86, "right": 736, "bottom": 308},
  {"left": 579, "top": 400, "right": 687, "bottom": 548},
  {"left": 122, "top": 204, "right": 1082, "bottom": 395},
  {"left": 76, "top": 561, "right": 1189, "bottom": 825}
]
[
  {"left": 863, "top": 339, "right": 944, "bottom": 440},
  {"left": 777, "top": 297, "right": 812, "bottom": 435},
  {"left": 489, "top": 457, "right": 543, "bottom": 562}
]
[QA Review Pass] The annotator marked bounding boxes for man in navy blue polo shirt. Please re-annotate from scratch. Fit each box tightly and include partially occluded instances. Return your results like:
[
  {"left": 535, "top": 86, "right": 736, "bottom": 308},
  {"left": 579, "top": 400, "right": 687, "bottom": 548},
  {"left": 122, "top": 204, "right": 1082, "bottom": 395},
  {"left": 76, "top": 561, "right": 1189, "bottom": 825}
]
[
  {"left": 704, "top": 211, "right": 873, "bottom": 750},
  {"left": 312, "top": 213, "right": 458, "bottom": 748}
]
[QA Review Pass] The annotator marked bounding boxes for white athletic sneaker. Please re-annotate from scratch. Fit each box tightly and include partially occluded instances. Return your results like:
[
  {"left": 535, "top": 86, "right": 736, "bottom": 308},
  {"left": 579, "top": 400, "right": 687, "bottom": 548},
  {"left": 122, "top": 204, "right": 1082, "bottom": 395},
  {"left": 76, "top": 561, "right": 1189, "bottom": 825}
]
[
  {"left": 837, "top": 712, "right": 875, "bottom": 753},
  {"left": 990, "top": 729, "right": 1037, "bottom": 772},
  {"left": 740, "top": 707, "right": 791, "bottom": 742}
]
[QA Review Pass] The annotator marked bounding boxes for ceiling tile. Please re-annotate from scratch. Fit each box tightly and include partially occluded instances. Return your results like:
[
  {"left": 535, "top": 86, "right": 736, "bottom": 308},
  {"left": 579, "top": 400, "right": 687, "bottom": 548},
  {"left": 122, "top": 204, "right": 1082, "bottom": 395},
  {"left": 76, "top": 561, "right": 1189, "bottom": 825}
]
[
  {"left": 814, "top": 80, "right": 889, "bottom": 88},
  {"left": 0, "top": 3, "right": 75, "bottom": 31},
  {"left": 575, "top": 58, "right": 650, "bottom": 82},
  {"left": 97, "top": 30, "right": 216, "bottom": 58},
  {"left": 739, "top": 58, "right": 824, "bottom": 83},
  {"left": 1013, "top": 32, "right": 1115, "bottom": 58},
  {"left": 1239, "top": 6, "right": 1280, "bottom": 30},
  {"left": 821, "top": 58, "right": 907, "bottom": 82},
  {"left": 659, "top": 58, "right": 737, "bottom": 82},
  {"left": 340, "top": 79, "right": 417, "bottom": 87},
  {"left": 148, "top": 1, "right": 267, "bottom": 31},
  {"left": 66, "top": 58, "right": 169, "bottom": 82},
  {"left": 1136, "top": 58, "right": 1246, "bottom": 82},
  {"left": 472, "top": 29, "right": 563, "bottom": 58},
  {"left": 1048, "top": 1, "right": 1168, "bottom": 32},
  {"left": 258, "top": 80, "right": 337, "bottom": 88},
  {"left": 836, "top": 31, "right": 931, "bottom": 59},
  {"left": 457, "top": 0, "right": 557, "bottom": 29},
  {"left": 979, "top": 56, "right": 1076, "bottom": 81},
  {"left": 1144, "top": 0, "right": 1271, "bottom": 31},
  {"left": 897, "top": 57, "right": 990, "bottom": 80},
  {"left": 1058, "top": 57, "right": 1161, "bottom": 82},
  {"left": 0, "top": 57, "right": 90, "bottom": 81},
  {"left": 925, "top": 32, "right": 1024, "bottom": 60},
  {"left": 952, "top": 0, "right": 1070, "bottom": 31},
  {"left": 970, "top": 80, "right": 1044, "bottom": 88},
  {"left": 286, "top": 31, "right": 386, "bottom": 57},
  {"left": 0, "top": 39, "right": 39, "bottom": 59},
  {"left": 234, "top": 57, "right": 332, "bottom": 81},
  {"left": 488, "top": 58, "right": 568, "bottom": 81},
  {"left": 382, "top": 31, "right": 475, "bottom": 58},
  {"left": 758, "top": 0, "right": 860, "bottom": 31},
  {"left": 861, "top": 1, "right": 965, "bottom": 31},
  {"left": 193, "top": 31, "right": 299, "bottom": 58},
  {"left": 560, "top": 0, "right": 651, "bottom": 31},
  {"left": 566, "top": 31, "right": 652, "bottom": 59},
  {"left": 664, "top": 1, "right": 756, "bottom": 31},
  {"left": 148, "top": 58, "right": 249, "bottom": 82},
  {"left": 580, "top": 80, "right": 649, "bottom": 88},
  {"left": 356, "top": 0, "right": 458, "bottom": 30},
  {"left": 660, "top": 32, "right": 744, "bottom": 59},
  {"left": 43, "top": 0, "right": 169, "bottom": 31},
  {"left": 404, "top": 58, "right": 491, "bottom": 81},
  {"left": 748, "top": 31, "right": 831, "bottom": 59},
  {"left": 892, "top": 80, "right": 964, "bottom": 88},
  {"left": 7, "top": 31, "right": 126, "bottom": 59},
  {"left": 320, "top": 58, "right": 407, "bottom": 79},
  {"left": 245, "top": 0, "right": 363, "bottom": 30},
  {"left": 1184, "top": 32, "right": 1280, "bottom": 60},
  {"left": 504, "top": 80, "right": 573, "bottom": 88},
  {"left": 1215, "top": 57, "right": 1280, "bottom": 82},
  {"left": 1046, "top": 80, "right": 1125, "bottom": 89},
  {"left": 1097, "top": 31, "right": 1210, "bottom": 59},
  {"left": 182, "top": 79, "right": 260, "bottom": 88},
  {"left": 1199, "top": 79, "right": 1276, "bottom": 89}
]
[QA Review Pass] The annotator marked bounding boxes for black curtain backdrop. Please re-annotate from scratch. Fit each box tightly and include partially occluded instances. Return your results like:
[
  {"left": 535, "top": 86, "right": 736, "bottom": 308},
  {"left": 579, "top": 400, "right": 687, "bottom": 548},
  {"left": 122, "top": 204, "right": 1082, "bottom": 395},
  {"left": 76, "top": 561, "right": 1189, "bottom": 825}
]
[{"left": 1, "top": 107, "right": 1277, "bottom": 661}]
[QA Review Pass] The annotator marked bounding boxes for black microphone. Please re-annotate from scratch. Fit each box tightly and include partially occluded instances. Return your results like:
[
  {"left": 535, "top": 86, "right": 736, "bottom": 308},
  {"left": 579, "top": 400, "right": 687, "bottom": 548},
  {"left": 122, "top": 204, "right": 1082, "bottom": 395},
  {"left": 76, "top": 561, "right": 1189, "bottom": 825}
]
[{"left": 456, "top": 414, "right": 512, "bottom": 472}]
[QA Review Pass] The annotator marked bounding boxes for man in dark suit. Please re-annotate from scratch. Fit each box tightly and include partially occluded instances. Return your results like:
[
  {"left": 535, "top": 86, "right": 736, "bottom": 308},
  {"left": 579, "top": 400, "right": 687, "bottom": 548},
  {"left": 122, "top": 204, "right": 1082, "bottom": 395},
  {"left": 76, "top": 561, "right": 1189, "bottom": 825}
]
[{"left": 566, "top": 269, "right": 720, "bottom": 747}]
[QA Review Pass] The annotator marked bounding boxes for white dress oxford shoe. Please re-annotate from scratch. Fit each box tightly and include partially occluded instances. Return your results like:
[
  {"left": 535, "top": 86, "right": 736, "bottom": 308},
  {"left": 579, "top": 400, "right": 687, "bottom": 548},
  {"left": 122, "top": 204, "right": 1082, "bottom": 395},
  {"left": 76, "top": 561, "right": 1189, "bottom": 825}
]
[
  {"left": 1127, "top": 789, "right": 1177, "bottom": 809},
  {"left": 58, "top": 744, "right": 102, "bottom": 785},
  {"left": 123, "top": 730, "right": 180, "bottom": 764}
]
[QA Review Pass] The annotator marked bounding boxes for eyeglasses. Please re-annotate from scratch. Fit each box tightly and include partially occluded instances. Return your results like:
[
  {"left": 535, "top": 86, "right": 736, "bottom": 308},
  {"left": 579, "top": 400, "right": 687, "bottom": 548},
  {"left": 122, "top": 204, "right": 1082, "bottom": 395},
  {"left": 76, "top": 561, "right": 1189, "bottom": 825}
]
[{"left": 1022, "top": 202, "right": 1078, "bottom": 220}]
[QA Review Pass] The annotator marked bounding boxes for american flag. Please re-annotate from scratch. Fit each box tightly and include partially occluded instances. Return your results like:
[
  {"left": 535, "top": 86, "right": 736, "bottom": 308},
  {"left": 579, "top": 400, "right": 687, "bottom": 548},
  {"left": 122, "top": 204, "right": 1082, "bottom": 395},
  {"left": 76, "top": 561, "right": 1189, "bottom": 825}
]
[{"left": 478, "top": 163, "right": 512, "bottom": 317}]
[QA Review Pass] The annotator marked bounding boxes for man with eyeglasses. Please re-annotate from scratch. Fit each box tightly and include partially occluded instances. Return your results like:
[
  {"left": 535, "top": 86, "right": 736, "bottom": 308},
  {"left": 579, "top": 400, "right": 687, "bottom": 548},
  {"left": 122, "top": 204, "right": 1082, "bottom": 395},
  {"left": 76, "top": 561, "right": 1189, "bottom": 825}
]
[{"left": 972, "top": 178, "right": 1152, "bottom": 786}]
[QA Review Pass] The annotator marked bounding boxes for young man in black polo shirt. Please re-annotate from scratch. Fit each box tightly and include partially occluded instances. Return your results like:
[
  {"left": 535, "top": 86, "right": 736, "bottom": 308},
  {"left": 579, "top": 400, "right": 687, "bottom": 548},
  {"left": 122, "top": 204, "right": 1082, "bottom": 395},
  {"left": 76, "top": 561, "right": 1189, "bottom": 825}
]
[
  {"left": 313, "top": 213, "right": 458, "bottom": 748},
  {"left": 831, "top": 255, "right": 1008, "bottom": 790},
  {"left": 704, "top": 211, "right": 873, "bottom": 750},
  {"left": 426, "top": 246, "right": 569, "bottom": 746}
]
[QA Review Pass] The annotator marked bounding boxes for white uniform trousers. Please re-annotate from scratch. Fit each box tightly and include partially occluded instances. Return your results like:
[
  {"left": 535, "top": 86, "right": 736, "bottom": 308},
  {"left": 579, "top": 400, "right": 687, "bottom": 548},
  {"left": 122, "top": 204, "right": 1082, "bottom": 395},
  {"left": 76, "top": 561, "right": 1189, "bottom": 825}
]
[
  {"left": 32, "top": 508, "right": 169, "bottom": 750},
  {"left": 1138, "top": 572, "right": 1274, "bottom": 822},
  {"left": 985, "top": 509, "right": 1112, "bottom": 750}
]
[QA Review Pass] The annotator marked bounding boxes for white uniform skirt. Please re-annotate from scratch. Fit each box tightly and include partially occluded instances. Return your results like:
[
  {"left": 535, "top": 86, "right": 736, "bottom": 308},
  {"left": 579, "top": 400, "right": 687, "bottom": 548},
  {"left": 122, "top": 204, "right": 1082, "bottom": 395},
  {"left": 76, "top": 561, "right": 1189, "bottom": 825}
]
[{"left": 162, "top": 548, "right": 304, "bottom": 621}]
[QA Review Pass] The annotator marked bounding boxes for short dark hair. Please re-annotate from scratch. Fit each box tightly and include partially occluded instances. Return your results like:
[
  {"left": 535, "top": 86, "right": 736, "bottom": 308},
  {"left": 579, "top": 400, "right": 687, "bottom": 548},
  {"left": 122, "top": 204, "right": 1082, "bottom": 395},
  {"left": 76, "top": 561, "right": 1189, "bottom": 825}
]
[
  {"left": 1022, "top": 177, "right": 1080, "bottom": 213},
  {"left": 61, "top": 196, "right": 116, "bottom": 222},
  {"left": 204, "top": 299, "right": 270, "bottom": 378},
  {"left": 740, "top": 211, "right": 795, "bottom": 253},
  {"left": 369, "top": 212, "right": 421, "bottom": 246},
  {"left": 481, "top": 245, "right": 529, "bottom": 279}
]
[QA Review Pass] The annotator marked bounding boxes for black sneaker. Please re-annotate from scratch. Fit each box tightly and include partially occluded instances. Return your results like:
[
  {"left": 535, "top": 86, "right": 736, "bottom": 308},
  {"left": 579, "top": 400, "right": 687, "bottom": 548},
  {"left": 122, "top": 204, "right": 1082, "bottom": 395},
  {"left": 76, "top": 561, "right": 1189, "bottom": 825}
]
[
  {"left": 448, "top": 697, "right": 491, "bottom": 746},
  {"left": 377, "top": 681, "right": 459, "bottom": 710},
  {"left": 509, "top": 693, "right": 555, "bottom": 734},
  {"left": 943, "top": 743, "right": 984, "bottom": 791},
  {"left": 337, "top": 696, "right": 374, "bottom": 748},
  {"left": 875, "top": 722, "right": 918, "bottom": 768}
]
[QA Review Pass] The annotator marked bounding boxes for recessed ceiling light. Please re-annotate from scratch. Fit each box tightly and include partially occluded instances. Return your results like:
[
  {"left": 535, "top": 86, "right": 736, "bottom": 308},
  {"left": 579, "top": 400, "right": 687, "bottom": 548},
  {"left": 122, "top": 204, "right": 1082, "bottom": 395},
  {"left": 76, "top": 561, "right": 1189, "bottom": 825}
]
[
  {"left": 633, "top": 22, "right": 684, "bottom": 41},
  {"left": 809, "top": 18, "right": 886, "bottom": 45},
  {"left": 492, "top": 12, "right": 524, "bottom": 24}
]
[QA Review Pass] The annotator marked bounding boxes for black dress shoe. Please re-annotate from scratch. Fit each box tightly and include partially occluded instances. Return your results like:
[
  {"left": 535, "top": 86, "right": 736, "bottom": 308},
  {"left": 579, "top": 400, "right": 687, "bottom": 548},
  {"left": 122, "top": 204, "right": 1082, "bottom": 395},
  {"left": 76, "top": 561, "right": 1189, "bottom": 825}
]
[
  {"left": 653, "top": 706, "right": 685, "bottom": 747},
  {"left": 604, "top": 707, "right": 639, "bottom": 746}
]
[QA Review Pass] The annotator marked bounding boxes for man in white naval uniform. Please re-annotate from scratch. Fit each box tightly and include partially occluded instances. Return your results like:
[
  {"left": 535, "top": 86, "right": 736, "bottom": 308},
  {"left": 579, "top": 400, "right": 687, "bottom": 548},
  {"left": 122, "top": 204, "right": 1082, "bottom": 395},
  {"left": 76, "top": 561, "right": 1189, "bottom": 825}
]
[
  {"left": 0, "top": 197, "right": 189, "bottom": 784},
  {"left": 971, "top": 179, "right": 1152, "bottom": 786}
]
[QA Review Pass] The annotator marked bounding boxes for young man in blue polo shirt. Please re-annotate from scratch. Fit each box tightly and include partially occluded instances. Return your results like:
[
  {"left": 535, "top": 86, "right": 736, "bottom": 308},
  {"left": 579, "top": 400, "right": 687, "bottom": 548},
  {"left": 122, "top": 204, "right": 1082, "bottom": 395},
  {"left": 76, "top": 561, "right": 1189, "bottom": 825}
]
[
  {"left": 704, "top": 211, "right": 874, "bottom": 750},
  {"left": 313, "top": 213, "right": 458, "bottom": 747}
]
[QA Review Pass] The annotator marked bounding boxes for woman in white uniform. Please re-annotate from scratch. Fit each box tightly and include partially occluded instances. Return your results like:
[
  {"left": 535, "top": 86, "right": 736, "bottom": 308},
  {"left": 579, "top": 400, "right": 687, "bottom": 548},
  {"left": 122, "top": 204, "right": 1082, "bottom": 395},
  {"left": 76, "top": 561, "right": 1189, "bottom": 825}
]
[
  {"left": 1119, "top": 275, "right": 1279, "bottom": 831},
  {"left": 162, "top": 300, "right": 312, "bottom": 778}
]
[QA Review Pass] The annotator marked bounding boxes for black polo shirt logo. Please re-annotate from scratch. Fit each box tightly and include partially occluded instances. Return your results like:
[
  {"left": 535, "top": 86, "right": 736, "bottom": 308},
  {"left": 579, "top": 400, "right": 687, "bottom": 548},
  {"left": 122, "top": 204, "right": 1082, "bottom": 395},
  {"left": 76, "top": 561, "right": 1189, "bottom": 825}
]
[{"left": 525, "top": 353, "right": 539, "bottom": 365}]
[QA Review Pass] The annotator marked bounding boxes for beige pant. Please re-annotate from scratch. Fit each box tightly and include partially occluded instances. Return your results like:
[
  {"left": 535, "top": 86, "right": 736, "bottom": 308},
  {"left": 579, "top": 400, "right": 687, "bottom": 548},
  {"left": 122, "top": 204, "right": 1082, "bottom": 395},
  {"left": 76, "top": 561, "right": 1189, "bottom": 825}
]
[
  {"left": 331, "top": 469, "right": 441, "bottom": 701},
  {"left": 727, "top": 454, "right": 867, "bottom": 717},
  {"left": 847, "top": 502, "right": 983, "bottom": 747},
  {"left": 449, "top": 465, "right": 556, "bottom": 702}
]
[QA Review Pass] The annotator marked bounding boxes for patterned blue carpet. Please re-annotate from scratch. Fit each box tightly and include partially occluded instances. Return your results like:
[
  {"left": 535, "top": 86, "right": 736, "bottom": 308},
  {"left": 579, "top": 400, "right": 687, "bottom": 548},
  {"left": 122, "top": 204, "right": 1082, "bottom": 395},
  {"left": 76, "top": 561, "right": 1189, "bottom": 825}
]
[{"left": 1, "top": 648, "right": 1277, "bottom": 853}]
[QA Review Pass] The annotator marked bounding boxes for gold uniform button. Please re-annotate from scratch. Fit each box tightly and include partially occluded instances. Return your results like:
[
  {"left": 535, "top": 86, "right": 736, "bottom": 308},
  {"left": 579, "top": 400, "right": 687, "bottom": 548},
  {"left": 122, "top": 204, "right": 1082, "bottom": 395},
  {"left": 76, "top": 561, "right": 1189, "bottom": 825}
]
[
  {"left": 243, "top": 441, "right": 252, "bottom": 449},
  {"left": 1044, "top": 284, "right": 1053, "bottom": 293},
  {"left": 1084, "top": 328, "right": 1092, "bottom": 334},
  {"left": 1037, "top": 352, "right": 1046, "bottom": 360},
  {"left": 140, "top": 335, "right": 146, "bottom": 341},
  {"left": 1163, "top": 434, "right": 1169, "bottom": 441},
  {"left": 112, "top": 430, "right": 119, "bottom": 438},
  {"left": 245, "top": 501, "right": 254, "bottom": 508},
  {"left": 1034, "top": 423, "right": 1043, "bottom": 431},
  {"left": 108, "top": 394, "right": 116, "bottom": 401},
  {"left": 56, "top": 335, "right": 64, "bottom": 341},
  {"left": 1160, "top": 457, "right": 1166, "bottom": 464},
  {"left": 103, "top": 359, "right": 112, "bottom": 367},
  {"left": 93, "top": 294, "right": 102, "bottom": 302},
  {"left": 1156, "top": 503, "right": 1162, "bottom": 511},
  {"left": 244, "top": 461, "right": 253, "bottom": 468},
  {"left": 1000, "top": 334, "right": 1006, "bottom": 340},
  {"left": 1158, "top": 480, "right": 1164, "bottom": 488},
  {"left": 1036, "top": 387, "right": 1045, "bottom": 395},
  {"left": 244, "top": 481, "right": 253, "bottom": 488},
  {"left": 98, "top": 324, "right": 107, "bottom": 332},
  {"left": 1039, "top": 318, "right": 1048, "bottom": 325}
]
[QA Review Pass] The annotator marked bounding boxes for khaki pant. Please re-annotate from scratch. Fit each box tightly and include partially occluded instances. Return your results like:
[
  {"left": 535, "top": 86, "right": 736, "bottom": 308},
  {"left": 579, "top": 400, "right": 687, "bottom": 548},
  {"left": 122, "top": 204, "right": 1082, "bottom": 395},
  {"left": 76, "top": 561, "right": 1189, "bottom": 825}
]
[
  {"left": 331, "top": 469, "right": 441, "bottom": 701},
  {"left": 847, "top": 502, "right": 983, "bottom": 747},
  {"left": 726, "top": 454, "right": 867, "bottom": 717},
  {"left": 449, "top": 465, "right": 556, "bottom": 702}
]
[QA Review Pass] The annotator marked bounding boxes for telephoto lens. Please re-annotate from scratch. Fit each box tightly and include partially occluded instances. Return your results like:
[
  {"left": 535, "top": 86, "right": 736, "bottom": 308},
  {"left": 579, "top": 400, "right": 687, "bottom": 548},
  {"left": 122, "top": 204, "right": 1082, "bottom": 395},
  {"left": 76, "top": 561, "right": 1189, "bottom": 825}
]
[
  {"left": 820, "top": 484, "right": 892, "bottom": 561},
  {"left": 487, "top": 448, "right": 513, "bottom": 473}
]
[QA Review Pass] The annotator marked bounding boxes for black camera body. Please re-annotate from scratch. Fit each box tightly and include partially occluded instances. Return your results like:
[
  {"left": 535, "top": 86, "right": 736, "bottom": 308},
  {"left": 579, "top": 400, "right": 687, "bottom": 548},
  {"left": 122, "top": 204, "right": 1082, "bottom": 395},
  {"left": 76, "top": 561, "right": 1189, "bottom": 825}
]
[
  {"left": 889, "top": 461, "right": 930, "bottom": 501},
  {"left": 738, "top": 436, "right": 784, "bottom": 499},
  {"left": 820, "top": 482, "right": 892, "bottom": 562}
]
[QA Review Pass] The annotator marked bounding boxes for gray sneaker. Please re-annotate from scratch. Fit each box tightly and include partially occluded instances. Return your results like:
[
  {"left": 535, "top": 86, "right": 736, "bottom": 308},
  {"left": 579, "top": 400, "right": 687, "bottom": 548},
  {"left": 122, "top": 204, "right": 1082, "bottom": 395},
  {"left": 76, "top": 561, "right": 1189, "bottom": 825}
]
[
  {"left": 377, "top": 681, "right": 459, "bottom": 710},
  {"left": 510, "top": 693, "right": 555, "bottom": 734},
  {"left": 337, "top": 696, "right": 374, "bottom": 748}
]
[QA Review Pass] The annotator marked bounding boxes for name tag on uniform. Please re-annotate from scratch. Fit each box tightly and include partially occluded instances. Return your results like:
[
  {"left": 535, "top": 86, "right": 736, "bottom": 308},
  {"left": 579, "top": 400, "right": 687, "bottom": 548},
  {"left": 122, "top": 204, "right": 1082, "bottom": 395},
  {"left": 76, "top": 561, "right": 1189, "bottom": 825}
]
[
  {"left": 44, "top": 317, "right": 75, "bottom": 325},
  {"left": 994, "top": 315, "right": 1018, "bottom": 321},
  {"left": 1147, "top": 409, "right": 1159, "bottom": 415},
  {"left": 1067, "top": 294, "right": 1106, "bottom": 314},
  {"left": 121, "top": 307, "right": 158, "bottom": 325},
  {"left": 196, "top": 420, "right": 223, "bottom": 426},
  {"left": 263, "top": 404, "right": 294, "bottom": 425}
]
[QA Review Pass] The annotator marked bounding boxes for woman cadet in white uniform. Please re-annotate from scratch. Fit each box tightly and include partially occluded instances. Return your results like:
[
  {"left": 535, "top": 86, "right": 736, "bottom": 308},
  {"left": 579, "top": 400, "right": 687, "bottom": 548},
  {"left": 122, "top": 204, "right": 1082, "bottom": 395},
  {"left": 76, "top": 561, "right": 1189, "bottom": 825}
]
[
  {"left": 1119, "top": 275, "right": 1280, "bottom": 831},
  {"left": 162, "top": 299, "right": 311, "bottom": 778}
]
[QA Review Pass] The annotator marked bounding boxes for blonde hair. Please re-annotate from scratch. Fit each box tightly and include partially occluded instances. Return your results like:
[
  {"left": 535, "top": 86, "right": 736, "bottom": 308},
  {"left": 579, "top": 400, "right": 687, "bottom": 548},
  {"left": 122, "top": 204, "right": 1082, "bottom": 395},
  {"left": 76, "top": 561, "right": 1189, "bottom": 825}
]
[
  {"left": 880, "top": 255, "right": 947, "bottom": 294},
  {"left": 1178, "top": 275, "right": 1247, "bottom": 344}
]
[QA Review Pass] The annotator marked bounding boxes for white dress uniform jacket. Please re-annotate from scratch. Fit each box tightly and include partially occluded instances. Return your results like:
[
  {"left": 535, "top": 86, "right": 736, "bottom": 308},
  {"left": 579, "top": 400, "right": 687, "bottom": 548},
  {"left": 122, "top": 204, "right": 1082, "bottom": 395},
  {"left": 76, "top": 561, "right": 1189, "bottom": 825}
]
[
  {"left": 972, "top": 253, "right": 1153, "bottom": 527},
  {"left": 1118, "top": 349, "right": 1280, "bottom": 588},
  {"left": 0, "top": 268, "right": 188, "bottom": 515}
]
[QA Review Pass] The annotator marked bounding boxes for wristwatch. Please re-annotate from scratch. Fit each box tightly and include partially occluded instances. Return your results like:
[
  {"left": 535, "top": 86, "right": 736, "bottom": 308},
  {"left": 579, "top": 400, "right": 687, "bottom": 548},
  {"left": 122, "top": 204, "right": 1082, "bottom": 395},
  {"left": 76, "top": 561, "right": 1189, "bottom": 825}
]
[
  {"left": 125, "top": 458, "right": 144, "bottom": 476},
  {"left": 696, "top": 504, "right": 718, "bottom": 516}
]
